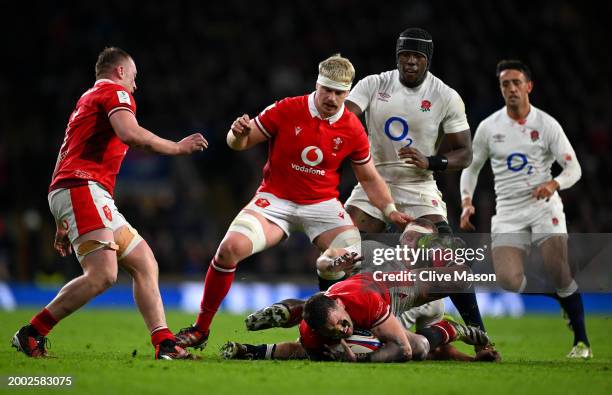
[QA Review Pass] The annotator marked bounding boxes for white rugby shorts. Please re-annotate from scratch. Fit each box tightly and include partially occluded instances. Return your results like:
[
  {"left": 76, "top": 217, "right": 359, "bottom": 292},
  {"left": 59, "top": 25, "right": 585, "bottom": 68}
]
[
  {"left": 48, "top": 182, "right": 130, "bottom": 244},
  {"left": 491, "top": 192, "right": 567, "bottom": 250},
  {"left": 242, "top": 192, "right": 355, "bottom": 241},
  {"left": 345, "top": 181, "right": 447, "bottom": 221}
]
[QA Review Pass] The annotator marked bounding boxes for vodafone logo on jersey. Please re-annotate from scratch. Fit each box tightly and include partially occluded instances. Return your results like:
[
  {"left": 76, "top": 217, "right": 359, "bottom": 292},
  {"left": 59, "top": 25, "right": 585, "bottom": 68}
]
[
  {"left": 301, "top": 146, "right": 323, "bottom": 166},
  {"left": 291, "top": 146, "right": 325, "bottom": 176}
]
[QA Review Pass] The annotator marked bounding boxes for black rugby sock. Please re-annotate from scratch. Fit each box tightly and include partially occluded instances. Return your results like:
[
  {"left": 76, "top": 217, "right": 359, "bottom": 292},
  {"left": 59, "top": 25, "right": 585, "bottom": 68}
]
[{"left": 449, "top": 292, "right": 486, "bottom": 331}]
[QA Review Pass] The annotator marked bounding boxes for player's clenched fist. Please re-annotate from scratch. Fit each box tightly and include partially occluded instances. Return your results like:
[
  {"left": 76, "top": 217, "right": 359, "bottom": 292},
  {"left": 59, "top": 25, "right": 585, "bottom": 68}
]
[
  {"left": 231, "top": 114, "right": 252, "bottom": 137},
  {"left": 177, "top": 133, "right": 208, "bottom": 154}
]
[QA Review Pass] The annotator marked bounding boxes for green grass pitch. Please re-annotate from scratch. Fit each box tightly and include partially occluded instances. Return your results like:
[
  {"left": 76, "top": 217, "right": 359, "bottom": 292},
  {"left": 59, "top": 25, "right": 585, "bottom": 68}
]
[{"left": 1, "top": 310, "right": 610, "bottom": 395}]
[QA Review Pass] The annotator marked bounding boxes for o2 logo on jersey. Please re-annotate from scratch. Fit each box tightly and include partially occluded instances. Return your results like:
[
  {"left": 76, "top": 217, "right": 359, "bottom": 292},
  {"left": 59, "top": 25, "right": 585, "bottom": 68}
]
[
  {"left": 384, "top": 116, "right": 413, "bottom": 147},
  {"left": 301, "top": 146, "right": 323, "bottom": 166},
  {"left": 506, "top": 152, "right": 534, "bottom": 175}
]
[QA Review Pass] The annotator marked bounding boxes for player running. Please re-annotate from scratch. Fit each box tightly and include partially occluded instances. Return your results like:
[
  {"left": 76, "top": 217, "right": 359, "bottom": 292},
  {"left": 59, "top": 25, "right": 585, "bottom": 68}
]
[
  {"left": 175, "top": 54, "right": 411, "bottom": 351},
  {"left": 459, "top": 60, "right": 591, "bottom": 358},
  {"left": 11, "top": 47, "right": 207, "bottom": 360}
]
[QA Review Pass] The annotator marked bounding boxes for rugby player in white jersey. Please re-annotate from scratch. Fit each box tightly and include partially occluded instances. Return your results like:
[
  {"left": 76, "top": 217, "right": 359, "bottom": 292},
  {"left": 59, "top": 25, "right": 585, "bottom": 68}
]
[
  {"left": 340, "top": 28, "right": 487, "bottom": 336},
  {"left": 459, "top": 60, "right": 591, "bottom": 358}
]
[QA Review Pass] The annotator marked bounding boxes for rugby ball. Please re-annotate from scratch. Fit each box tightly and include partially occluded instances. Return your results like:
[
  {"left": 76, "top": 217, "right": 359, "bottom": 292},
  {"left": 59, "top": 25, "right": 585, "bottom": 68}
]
[{"left": 332, "top": 329, "right": 382, "bottom": 353}]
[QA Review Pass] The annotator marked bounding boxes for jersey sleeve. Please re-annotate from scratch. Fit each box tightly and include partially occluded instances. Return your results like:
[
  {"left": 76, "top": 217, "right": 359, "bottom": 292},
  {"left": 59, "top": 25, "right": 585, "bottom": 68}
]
[
  {"left": 460, "top": 121, "right": 489, "bottom": 200},
  {"left": 101, "top": 86, "right": 137, "bottom": 118},
  {"left": 254, "top": 99, "right": 289, "bottom": 139},
  {"left": 547, "top": 120, "right": 582, "bottom": 190},
  {"left": 349, "top": 124, "right": 372, "bottom": 165},
  {"left": 442, "top": 89, "right": 470, "bottom": 134},
  {"left": 365, "top": 288, "right": 391, "bottom": 328},
  {"left": 347, "top": 74, "right": 379, "bottom": 113}
]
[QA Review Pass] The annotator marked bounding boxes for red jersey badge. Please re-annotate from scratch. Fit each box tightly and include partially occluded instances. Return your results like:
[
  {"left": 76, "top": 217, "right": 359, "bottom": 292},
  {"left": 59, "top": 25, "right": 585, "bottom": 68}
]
[
  {"left": 255, "top": 198, "right": 271, "bottom": 208},
  {"left": 102, "top": 205, "right": 113, "bottom": 221},
  {"left": 332, "top": 137, "right": 343, "bottom": 152}
]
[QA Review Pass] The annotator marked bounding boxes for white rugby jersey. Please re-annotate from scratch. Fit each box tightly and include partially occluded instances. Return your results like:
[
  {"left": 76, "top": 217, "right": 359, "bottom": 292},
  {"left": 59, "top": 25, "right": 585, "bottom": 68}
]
[
  {"left": 460, "top": 105, "right": 581, "bottom": 210},
  {"left": 348, "top": 70, "right": 469, "bottom": 184}
]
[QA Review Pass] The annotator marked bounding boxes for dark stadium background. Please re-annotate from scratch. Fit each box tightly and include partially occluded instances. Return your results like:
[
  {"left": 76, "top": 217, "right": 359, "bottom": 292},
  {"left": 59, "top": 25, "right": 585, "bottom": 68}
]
[{"left": 1, "top": 0, "right": 609, "bottom": 283}]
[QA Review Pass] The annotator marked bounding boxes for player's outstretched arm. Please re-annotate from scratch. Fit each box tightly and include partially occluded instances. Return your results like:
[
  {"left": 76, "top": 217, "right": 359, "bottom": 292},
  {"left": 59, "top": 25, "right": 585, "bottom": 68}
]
[
  {"left": 351, "top": 161, "right": 412, "bottom": 229},
  {"left": 110, "top": 110, "right": 207, "bottom": 155},
  {"left": 226, "top": 114, "right": 268, "bottom": 151}
]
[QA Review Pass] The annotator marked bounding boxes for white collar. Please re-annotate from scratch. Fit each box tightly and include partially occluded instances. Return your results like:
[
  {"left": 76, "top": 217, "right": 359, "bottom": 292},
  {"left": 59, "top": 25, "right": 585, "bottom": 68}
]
[{"left": 308, "top": 92, "right": 344, "bottom": 124}]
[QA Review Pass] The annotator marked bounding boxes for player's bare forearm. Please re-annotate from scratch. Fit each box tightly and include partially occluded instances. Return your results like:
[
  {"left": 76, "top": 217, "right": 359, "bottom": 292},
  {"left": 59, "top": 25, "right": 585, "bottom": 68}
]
[
  {"left": 356, "top": 339, "right": 411, "bottom": 363},
  {"left": 444, "top": 146, "right": 472, "bottom": 170},
  {"left": 442, "top": 130, "right": 473, "bottom": 171},
  {"left": 227, "top": 117, "right": 267, "bottom": 151},
  {"left": 352, "top": 162, "right": 393, "bottom": 211},
  {"left": 226, "top": 130, "right": 249, "bottom": 151},
  {"left": 110, "top": 110, "right": 206, "bottom": 155},
  {"left": 130, "top": 127, "right": 181, "bottom": 154}
]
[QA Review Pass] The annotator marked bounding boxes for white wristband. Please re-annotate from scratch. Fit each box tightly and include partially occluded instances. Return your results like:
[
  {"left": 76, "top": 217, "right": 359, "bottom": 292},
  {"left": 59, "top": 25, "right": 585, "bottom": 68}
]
[{"left": 383, "top": 203, "right": 398, "bottom": 218}]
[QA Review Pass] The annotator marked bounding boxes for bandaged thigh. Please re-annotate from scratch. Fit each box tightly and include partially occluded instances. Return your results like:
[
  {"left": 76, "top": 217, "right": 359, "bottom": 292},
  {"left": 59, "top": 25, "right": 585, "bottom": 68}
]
[
  {"left": 75, "top": 239, "right": 119, "bottom": 263},
  {"left": 227, "top": 212, "right": 267, "bottom": 255},
  {"left": 115, "top": 225, "right": 143, "bottom": 261}
]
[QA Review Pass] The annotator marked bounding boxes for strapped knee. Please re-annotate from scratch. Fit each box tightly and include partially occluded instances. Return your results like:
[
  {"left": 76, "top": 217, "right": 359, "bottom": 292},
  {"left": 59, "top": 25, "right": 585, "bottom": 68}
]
[
  {"left": 228, "top": 212, "right": 266, "bottom": 255},
  {"left": 329, "top": 228, "right": 361, "bottom": 249}
]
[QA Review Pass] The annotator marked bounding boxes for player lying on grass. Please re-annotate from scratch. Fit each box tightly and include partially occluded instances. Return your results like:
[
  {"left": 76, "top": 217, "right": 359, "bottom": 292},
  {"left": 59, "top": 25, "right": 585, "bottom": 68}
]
[
  {"left": 245, "top": 219, "right": 495, "bottom": 337},
  {"left": 222, "top": 220, "right": 499, "bottom": 362},
  {"left": 221, "top": 272, "right": 499, "bottom": 362}
]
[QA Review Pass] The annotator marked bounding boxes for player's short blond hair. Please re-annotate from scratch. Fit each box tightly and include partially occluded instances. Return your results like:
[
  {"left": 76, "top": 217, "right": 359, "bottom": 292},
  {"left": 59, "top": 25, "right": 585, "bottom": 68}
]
[{"left": 317, "top": 54, "right": 355, "bottom": 90}]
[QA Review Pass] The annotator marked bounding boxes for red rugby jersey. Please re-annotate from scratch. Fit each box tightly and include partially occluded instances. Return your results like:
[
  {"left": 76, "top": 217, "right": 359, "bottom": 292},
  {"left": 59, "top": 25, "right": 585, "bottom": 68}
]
[
  {"left": 254, "top": 93, "right": 371, "bottom": 204},
  {"left": 49, "top": 79, "right": 136, "bottom": 196}
]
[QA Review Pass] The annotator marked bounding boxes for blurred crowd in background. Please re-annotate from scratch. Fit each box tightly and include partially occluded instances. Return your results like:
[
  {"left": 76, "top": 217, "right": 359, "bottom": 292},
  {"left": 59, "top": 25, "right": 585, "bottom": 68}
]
[{"left": 1, "top": 0, "right": 609, "bottom": 283}]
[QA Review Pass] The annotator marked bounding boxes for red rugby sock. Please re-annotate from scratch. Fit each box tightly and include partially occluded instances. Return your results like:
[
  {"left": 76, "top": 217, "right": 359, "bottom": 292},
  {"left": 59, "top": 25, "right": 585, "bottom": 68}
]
[
  {"left": 150, "top": 326, "right": 175, "bottom": 346},
  {"left": 29, "top": 308, "right": 58, "bottom": 336},
  {"left": 195, "top": 258, "right": 236, "bottom": 333}
]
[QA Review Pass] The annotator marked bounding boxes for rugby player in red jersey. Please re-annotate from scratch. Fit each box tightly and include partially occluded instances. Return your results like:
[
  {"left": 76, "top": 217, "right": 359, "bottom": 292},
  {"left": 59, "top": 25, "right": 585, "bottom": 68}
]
[
  {"left": 176, "top": 54, "right": 411, "bottom": 350},
  {"left": 221, "top": 271, "right": 496, "bottom": 363},
  {"left": 11, "top": 47, "right": 207, "bottom": 360}
]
